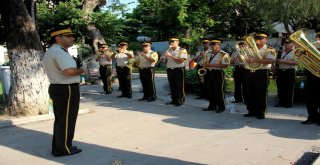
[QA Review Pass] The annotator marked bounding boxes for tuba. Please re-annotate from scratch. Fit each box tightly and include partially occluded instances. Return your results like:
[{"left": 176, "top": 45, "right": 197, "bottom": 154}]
[
  {"left": 289, "top": 30, "right": 320, "bottom": 77},
  {"left": 197, "top": 50, "right": 208, "bottom": 84},
  {"left": 235, "top": 35, "right": 264, "bottom": 71}
]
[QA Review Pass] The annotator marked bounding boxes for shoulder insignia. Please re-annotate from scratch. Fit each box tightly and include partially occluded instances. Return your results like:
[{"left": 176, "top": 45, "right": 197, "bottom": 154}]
[
  {"left": 224, "top": 56, "right": 230, "bottom": 63},
  {"left": 267, "top": 47, "right": 276, "bottom": 56}
]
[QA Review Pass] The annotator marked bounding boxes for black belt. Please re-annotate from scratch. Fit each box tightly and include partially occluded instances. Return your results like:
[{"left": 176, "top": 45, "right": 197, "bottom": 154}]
[
  {"left": 100, "top": 64, "right": 111, "bottom": 67},
  {"left": 51, "top": 83, "right": 79, "bottom": 86}
]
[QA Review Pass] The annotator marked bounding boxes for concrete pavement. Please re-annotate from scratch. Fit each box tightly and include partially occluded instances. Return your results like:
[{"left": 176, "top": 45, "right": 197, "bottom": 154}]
[{"left": 0, "top": 73, "right": 319, "bottom": 165}]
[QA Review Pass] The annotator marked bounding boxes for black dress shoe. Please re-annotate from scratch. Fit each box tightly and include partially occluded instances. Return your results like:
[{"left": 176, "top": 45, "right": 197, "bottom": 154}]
[
  {"left": 147, "top": 98, "right": 156, "bottom": 102},
  {"left": 175, "top": 102, "right": 183, "bottom": 106},
  {"left": 127, "top": 95, "right": 132, "bottom": 98},
  {"left": 244, "top": 113, "right": 255, "bottom": 117},
  {"left": 203, "top": 108, "right": 214, "bottom": 111},
  {"left": 105, "top": 91, "right": 112, "bottom": 94},
  {"left": 100, "top": 91, "right": 106, "bottom": 94},
  {"left": 117, "top": 95, "right": 126, "bottom": 98},
  {"left": 70, "top": 147, "right": 82, "bottom": 155},
  {"left": 52, "top": 147, "right": 82, "bottom": 157},
  {"left": 301, "top": 120, "right": 313, "bottom": 124}
]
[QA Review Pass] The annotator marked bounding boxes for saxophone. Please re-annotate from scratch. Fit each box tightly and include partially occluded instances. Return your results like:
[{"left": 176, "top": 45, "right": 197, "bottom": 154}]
[{"left": 197, "top": 50, "right": 208, "bottom": 84}]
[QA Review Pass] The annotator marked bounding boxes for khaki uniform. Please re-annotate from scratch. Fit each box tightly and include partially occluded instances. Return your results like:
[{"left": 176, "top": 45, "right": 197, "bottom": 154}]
[
  {"left": 43, "top": 44, "right": 80, "bottom": 155},
  {"left": 166, "top": 47, "right": 188, "bottom": 105},
  {"left": 245, "top": 45, "right": 276, "bottom": 118},
  {"left": 231, "top": 51, "right": 246, "bottom": 103},
  {"left": 115, "top": 50, "right": 134, "bottom": 97},
  {"left": 138, "top": 51, "right": 158, "bottom": 100},
  {"left": 97, "top": 51, "right": 113, "bottom": 93},
  {"left": 275, "top": 49, "right": 296, "bottom": 107},
  {"left": 194, "top": 49, "right": 210, "bottom": 98},
  {"left": 205, "top": 50, "right": 230, "bottom": 111}
]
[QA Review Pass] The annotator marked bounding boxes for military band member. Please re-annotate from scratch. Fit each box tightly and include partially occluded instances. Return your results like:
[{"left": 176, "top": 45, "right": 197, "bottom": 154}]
[
  {"left": 244, "top": 31, "right": 276, "bottom": 119},
  {"left": 111, "top": 41, "right": 134, "bottom": 98},
  {"left": 231, "top": 39, "right": 246, "bottom": 104},
  {"left": 163, "top": 37, "right": 188, "bottom": 106},
  {"left": 96, "top": 44, "right": 113, "bottom": 94},
  {"left": 194, "top": 38, "right": 210, "bottom": 99},
  {"left": 43, "top": 26, "right": 83, "bottom": 156},
  {"left": 274, "top": 39, "right": 298, "bottom": 108},
  {"left": 138, "top": 42, "right": 158, "bottom": 102},
  {"left": 202, "top": 39, "right": 230, "bottom": 113},
  {"left": 302, "top": 32, "right": 320, "bottom": 125}
]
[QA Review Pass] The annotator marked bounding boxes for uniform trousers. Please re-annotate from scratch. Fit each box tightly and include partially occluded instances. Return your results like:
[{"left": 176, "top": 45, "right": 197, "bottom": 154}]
[
  {"left": 207, "top": 69, "right": 225, "bottom": 110},
  {"left": 99, "top": 65, "right": 113, "bottom": 93},
  {"left": 196, "top": 65, "right": 207, "bottom": 98},
  {"left": 275, "top": 68, "right": 296, "bottom": 107},
  {"left": 117, "top": 66, "right": 132, "bottom": 96},
  {"left": 139, "top": 67, "right": 156, "bottom": 99},
  {"left": 306, "top": 71, "right": 320, "bottom": 123},
  {"left": 244, "top": 69, "right": 269, "bottom": 117},
  {"left": 49, "top": 83, "right": 80, "bottom": 155},
  {"left": 233, "top": 65, "right": 246, "bottom": 103},
  {"left": 167, "top": 67, "right": 185, "bottom": 104}
]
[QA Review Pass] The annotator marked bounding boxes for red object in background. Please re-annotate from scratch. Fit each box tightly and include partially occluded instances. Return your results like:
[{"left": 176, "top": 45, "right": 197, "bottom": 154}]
[{"left": 189, "top": 60, "right": 197, "bottom": 69}]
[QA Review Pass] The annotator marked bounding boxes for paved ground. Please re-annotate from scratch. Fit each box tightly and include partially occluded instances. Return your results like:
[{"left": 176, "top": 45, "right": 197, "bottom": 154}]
[{"left": 0, "top": 73, "right": 319, "bottom": 165}]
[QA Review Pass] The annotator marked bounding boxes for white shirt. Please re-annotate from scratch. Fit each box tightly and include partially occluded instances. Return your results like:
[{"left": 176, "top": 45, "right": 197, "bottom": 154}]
[
  {"left": 195, "top": 49, "right": 210, "bottom": 66},
  {"left": 278, "top": 49, "right": 296, "bottom": 69},
  {"left": 98, "top": 51, "right": 112, "bottom": 65},
  {"left": 138, "top": 51, "right": 158, "bottom": 68},
  {"left": 231, "top": 51, "right": 244, "bottom": 66},
  {"left": 166, "top": 47, "right": 188, "bottom": 68},
  {"left": 206, "top": 50, "right": 230, "bottom": 70},
  {"left": 43, "top": 44, "right": 80, "bottom": 84},
  {"left": 115, "top": 50, "right": 134, "bottom": 67}
]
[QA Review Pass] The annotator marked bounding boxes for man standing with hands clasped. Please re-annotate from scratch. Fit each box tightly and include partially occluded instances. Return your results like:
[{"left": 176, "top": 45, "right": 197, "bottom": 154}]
[{"left": 44, "top": 26, "right": 84, "bottom": 157}]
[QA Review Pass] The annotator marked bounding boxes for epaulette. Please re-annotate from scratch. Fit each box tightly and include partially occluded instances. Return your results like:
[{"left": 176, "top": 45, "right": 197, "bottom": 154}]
[
  {"left": 180, "top": 48, "right": 187, "bottom": 54},
  {"left": 267, "top": 46, "right": 276, "bottom": 56},
  {"left": 220, "top": 50, "right": 228, "bottom": 55}
]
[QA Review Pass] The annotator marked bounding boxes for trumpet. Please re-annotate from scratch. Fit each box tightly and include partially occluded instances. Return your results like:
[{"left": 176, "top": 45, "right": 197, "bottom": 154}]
[
  {"left": 160, "top": 46, "right": 172, "bottom": 62},
  {"left": 197, "top": 50, "right": 208, "bottom": 84}
]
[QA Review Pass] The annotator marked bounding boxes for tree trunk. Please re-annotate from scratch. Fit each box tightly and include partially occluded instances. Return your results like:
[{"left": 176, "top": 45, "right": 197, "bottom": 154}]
[
  {"left": 0, "top": 0, "right": 49, "bottom": 116},
  {"left": 83, "top": 0, "right": 107, "bottom": 53}
]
